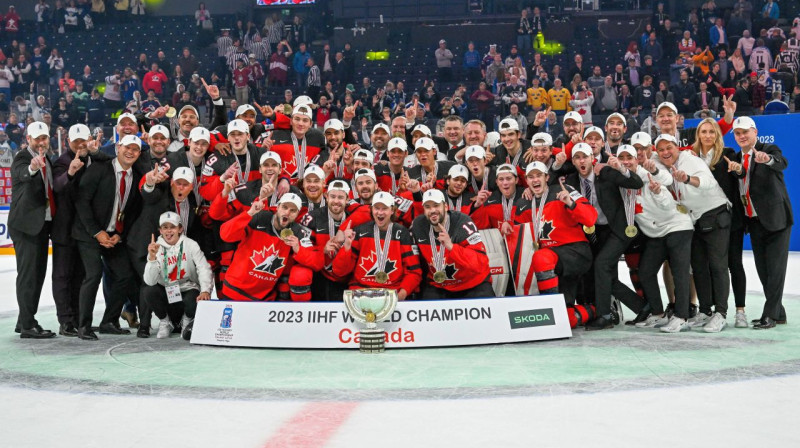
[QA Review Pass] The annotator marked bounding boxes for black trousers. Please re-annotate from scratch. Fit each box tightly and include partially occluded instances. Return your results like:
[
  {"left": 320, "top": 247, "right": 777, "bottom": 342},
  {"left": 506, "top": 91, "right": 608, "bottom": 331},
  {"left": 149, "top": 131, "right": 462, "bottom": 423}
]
[
  {"left": 77, "top": 239, "right": 136, "bottom": 329},
  {"left": 422, "top": 279, "right": 495, "bottom": 299},
  {"left": 639, "top": 230, "right": 693, "bottom": 319},
  {"left": 552, "top": 242, "right": 593, "bottom": 306},
  {"left": 592, "top": 227, "right": 646, "bottom": 316},
  {"left": 11, "top": 222, "right": 52, "bottom": 330},
  {"left": 727, "top": 226, "right": 747, "bottom": 308},
  {"left": 143, "top": 285, "right": 199, "bottom": 320},
  {"left": 128, "top": 252, "right": 149, "bottom": 328},
  {"left": 310, "top": 272, "right": 348, "bottom": 302},
  {"left": 51, "top": 242, "right": 84, "bottom": 325},
  {"left": 748, "top": 218, "right": 791, "bottom": 321},
  {"left": 691, "top": 208, "right": 731, "bottom": 316}
]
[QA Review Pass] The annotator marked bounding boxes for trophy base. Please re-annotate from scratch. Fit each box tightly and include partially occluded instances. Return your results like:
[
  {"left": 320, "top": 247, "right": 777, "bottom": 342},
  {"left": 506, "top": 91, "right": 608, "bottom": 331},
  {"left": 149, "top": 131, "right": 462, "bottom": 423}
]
[{"left": 358, "top": 328, "right": 386, "bottom": 354}]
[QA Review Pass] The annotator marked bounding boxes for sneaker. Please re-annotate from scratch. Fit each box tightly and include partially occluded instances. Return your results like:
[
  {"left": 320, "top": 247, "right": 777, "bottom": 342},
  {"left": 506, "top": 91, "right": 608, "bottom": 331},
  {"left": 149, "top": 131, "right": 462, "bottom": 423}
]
[
  {"left": 735, "top": 311, "right": 749, "bottom": 328},
  {"left": 611, "top": 297, "right": 623, "bottom": 325},
  {"left": 635, "top": 314, "right": 669, "bottom": 328},
  {"left": 703, "top": 312, "right": 727, "bottom": 333},
  {"left": 156, "top": 319, "right": 174, "bottom": 339},
  {"left": 664, "top": 303, "right": 675, "bottom": 319},
  {"left": 181, "top": 316, "right": 194, "bottom": 341},
  {"left": 659, "top": 316, "right": 691, "bottom": 333},
  {"left": 688, "top": 312, "right": 712, "bottom": 328}
]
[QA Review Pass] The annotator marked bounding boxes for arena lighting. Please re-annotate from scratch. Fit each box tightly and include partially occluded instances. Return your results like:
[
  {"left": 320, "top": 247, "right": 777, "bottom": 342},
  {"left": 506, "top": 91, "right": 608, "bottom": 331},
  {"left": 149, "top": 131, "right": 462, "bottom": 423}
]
[
  {"left": 143, "top": 0, "right": 166, "bottom": 8},
  {"left": 533, "top": 32, "right": 563, "bottom": 55},
  {"left": 365, "top": 51, "right": 390, "bottom": 61},
  {"left": 94, "top": 81, "right": 106, "bottom": 95}
]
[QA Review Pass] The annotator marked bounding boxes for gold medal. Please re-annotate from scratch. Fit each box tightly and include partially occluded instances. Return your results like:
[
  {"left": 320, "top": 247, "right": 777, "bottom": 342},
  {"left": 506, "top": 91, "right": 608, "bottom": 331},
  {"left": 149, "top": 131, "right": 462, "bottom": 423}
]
[
  {"left": 625, "top": 225, "right": 638, "bottom": 238},
  {"left": 195, "top": 206, "right": 201, "bottom": 215},
  {"left": 676, "top": 204, "right": 688, "bottom": 214},
  {"left": 165, "top": 107, "right": 177, "bottom": 118},
  {"left": 375, "top": 271, "right": 389, "bottom": 284},
  {"left": 741, "top": 195, "right": 748, "bottom": 207},
  {"left": 533, "top": 241, "right": 539, "bottom": 250},
  {"left": 280, "top": 228, "right": 294, "bottom": 238},
  {"left": 283, "top": 104, "right": 293, "bottom": 115},
  {"left": 583, "top": 225, "right": 596, "bottom": 234},
  {"left": 117, "top": 211, "right": 124, "bottom": 222},
  {"left": 433, "top": 271, "right": 446, "bottom": 283}
]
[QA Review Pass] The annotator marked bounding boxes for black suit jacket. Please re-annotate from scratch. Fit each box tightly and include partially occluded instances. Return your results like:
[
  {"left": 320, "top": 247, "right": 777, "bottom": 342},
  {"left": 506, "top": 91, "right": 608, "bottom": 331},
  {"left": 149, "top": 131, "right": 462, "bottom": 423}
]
[
  {"left": 126, "top": 183, "right": 199, "bottom": 259},
  {"left": 566, "top": 166, "right": 644, "bottom": 241},
  {"left": 72, "top": 159, "right": 143, "bottom": 243},
  {"left": 51, "top": 149, "right": 112, "bottom": 245},
  {"left": 709, "top": 147, "right": 745, "bottom": 232},
  {"left": 735, "top": 142, "right": 793, "bottom": 232},
  {"left": 8, "top": 149, "right": 53, "bottom": 237}
]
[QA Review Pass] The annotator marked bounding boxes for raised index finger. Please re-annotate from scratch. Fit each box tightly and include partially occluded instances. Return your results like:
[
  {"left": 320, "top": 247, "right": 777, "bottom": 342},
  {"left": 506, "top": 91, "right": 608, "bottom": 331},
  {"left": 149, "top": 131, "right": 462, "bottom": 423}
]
[
  {"left": 151, "top": 234, "right": 155, "bottom": 243},
  {"left": 723, "top": 155, "right": 732, "bottom": 163},
  {"left": 201, "top": 77, "right": 209, "bottom": 88},
  {"left": 559, "top": 178, "right": 567, "bottom": 191}
]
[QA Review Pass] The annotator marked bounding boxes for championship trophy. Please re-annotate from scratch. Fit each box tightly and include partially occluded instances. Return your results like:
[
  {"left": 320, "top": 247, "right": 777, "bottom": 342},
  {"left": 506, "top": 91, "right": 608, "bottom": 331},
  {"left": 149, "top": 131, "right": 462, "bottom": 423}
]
[{"left": 343, "top": 289, "right": 398, "bottom": 353}]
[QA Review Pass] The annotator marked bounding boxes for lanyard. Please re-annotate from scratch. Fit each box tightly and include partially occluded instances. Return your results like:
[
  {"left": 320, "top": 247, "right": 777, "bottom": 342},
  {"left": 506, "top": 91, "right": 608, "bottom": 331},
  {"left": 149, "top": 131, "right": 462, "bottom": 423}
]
[
  {"left": 502, "top": 192, "right": 516, "bottom": 222},
  {"left": 175, "top": 199, "right": 190, "bottom": 230},
  {"left": 447, "top": 194, "right": 462, "bottom": 211},
  {"left": 532, "top": 189, "right": 548, "bottom": 245},
  {"left": 162, "top": 241, "right": 184, "bottom": 283},
  {"left": 234, "top": 150, "right": 251, "bottom": 185},
  {"left": 428, "top": 215, "right": 449, "bottom": 273},
  {"left": 373, "top": 222, "right": 393, "bottom": 273},
  {"left": 470, "top": 171, "right": 488, "bottom": 193}
]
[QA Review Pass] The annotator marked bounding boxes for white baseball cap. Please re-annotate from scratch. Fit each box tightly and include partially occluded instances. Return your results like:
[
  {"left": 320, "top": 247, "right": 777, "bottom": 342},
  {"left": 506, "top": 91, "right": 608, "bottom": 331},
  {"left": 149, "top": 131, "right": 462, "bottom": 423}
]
[
  {"left": 498, "top": 118, "right": 519, "bottom": 132},
  {"left": 563, "top": 111, "right": 582, "bottom": 124},
  {"left": 371, "top": 191, "right": 394, "bottom": 207},
  {"left": 189, "top": 127, "right": 210, "bottom": 142},
  {"left": 149, "top": 124, "right": 170, "bottom": 139},
  {"left": 117, "top": 112, "right": 137, "bottom": 125},
  {"left": 617, "top": 145, "right": 637, "bottom": 158},
  {"left": 353, "top": 149, "right": 374, "bottom": 162},
  {"left": 278, "top": 192, "right": 302, "bottom": 210},
  {"left": 235, "top": 104, "right": 257, "bottom": 117},
  {"left": 260, "top": 151, "right": 281, "bottom": 165},
  {"left": 323, "top": 119, "right": 344, "bottom": 132},
  {"left": 531, "top": 132, "right": 553, "bottom": 146},
  {"left": 293, "top": 95, "right": 313, "bottom": 107},
  {"left": 172, "top": 166, "right": 195, "bottom": 184},
  {"left": 605, "top": 113, "right": 627, "bottom": 126},
  {"left": 448, "top": 164, "right": 469, "bottom": 180},
  {"left": 422, "top": 189, "right": 445, "bottom": 204},
  {"left": 372, "top": 123, "right": 391, "bottom": 135},
  {"left": 327, "top": 179, "right": 351, "bottom": 194},
  {"left": 354, "top": 168, "right": 376, "bottom": 182},
  {"left": 227, "top": 119, "right": 249, "bottom": 135},
  {"left": 414, "top": 137, "right": 435, "bottom": 151},
  {"left": 656, "top": 102, "right": 678, "bottom": 115},
  {"left": 411, "top": 124, "right": 431, "bottom": 137},
  {"left": 68, "top": 123, "right": 90, "bottom": 141},
  {"left": 179, "top": 105, "right": 199, "bottom": 118},
  {"left": 292, "top": 104, "right": 313, "bottom": 119},
  {"left": 525, "top": 161, "right": 548, "bottom": 175},
  {"left": 583, "top": 126, "right": 605, "bottom": 140},
  {"left": 630, "top": 132, "right": 652, "bottom": 147},
  {"left": 732, "top": 116, "right": 757, "bottom": 131},
  {"left": 159, "top": 211, "right": 181, "bottom": 227},
  {"left": 119, "top": 134, "right": 142, "bottom": 148},
  {"left": 496, "top": 163, "right": 518, "bottom": 177},
  {"left": 303, "top": 164, "right": 325, "bottom": 180},
  {"left": 484, "top": 131, "right": 501, "bottom": 149},
  {"left": 464, "top": 145, "right": 486, "bottom": 160},
  {"left": 388, "top": 137, "right": 408, "bottom": 152},
  {"left": 654, "top": 134, "right": 680, "bottom": 147},
  {"left": 572, "top": 142, "right": 593, "bottom": 157}
]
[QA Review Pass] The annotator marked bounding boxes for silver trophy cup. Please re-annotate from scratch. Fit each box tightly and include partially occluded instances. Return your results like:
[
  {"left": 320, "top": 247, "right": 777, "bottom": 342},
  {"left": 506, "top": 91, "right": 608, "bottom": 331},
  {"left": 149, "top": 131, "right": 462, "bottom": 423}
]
[{"left": 343, "top": 289, "right": 398, "bottom": 353}]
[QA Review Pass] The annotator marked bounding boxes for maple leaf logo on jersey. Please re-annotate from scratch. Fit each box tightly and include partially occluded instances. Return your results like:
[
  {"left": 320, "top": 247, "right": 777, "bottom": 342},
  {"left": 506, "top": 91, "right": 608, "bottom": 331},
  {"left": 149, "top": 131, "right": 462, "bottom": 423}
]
[
  {"left": 251, "top": 245, "right": 285, "bottom": 276},
  {"left": 167, "top": 265, "right": 186, "bottom": 282},
  {"left": 282, "top": 159, "right": 299, "bottom": 179},
  {"left": 540, "top": 220, "right": 555, "bottom": 240},
  {"left": 359, "top": 251, "right": 398, "bottom": 279},
  {"left": 443, "top": 263, "right": 458, "bottom": 281}
]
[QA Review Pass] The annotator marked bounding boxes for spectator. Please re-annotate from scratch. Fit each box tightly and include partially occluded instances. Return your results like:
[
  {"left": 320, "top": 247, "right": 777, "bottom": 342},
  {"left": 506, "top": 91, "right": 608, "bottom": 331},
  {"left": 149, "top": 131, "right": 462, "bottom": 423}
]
[
  {"left": 749, "top": 39, "right": 772, "bottom": 72},
  {"left": 195, "top": 3, "right": 213, "bottom": 47},
  {"left": 142, "top": 63, "right": 168, "bottom": 99},
  {"left": 232, "top": 59, "right": 250, "bottom": 106},
  {"left": 643, "top": 32, "right": 663, "bottom": 63},
  {"left": 568, "top": 54, "right": 590, "bottom": 82},
  {"left": 293, "top": 42, "right": 310, "bottom": 89},
  {"left": 29, "top": 88, "right": 49, "bottom": 122},
  {"left": 655, "top": 80, "right": 674, "bottom": 107},
  {"left": 485, "top": 54, "right": 505, "bottom": 90},
  {"left": 747, "top": 72, "right": 766, "bottom": 113},
  {"left": 435, "top": 40, "right": 454, "bottom": 83},
  {"left": 733, "top": 77, "right": 753, "bottom": 114},
  {"left": 263, "top": 14, "right": 283, "bottom": 54},
  {"left": 178, "top": 47, "right": 199, "bottom": 77},
  {"left": 113, "top": 0, "right": 129, "bottom": 22},
  {"left": 633, "top": 75, "right": 656, "bottom": 117},
  {"left": 469, "top": 82, "right": 494, "bottom": 127},
  {"left": 500, "top": 75, "right": 526, "bottom": 112},
  {"left": 568, "top": 74, "right": 583, "bottom": 94},
  {"left": 508, "top": 57, "right": 526, "bottom": 86},
  {"left": 547, "top": 78, "right": 571, "bottom": 115},
  {"left": 569, "top": 86, "right": 593, "bottom": 124},
  {"left": 506, "top": 103, "right": 527, "bottom": 131},
  {"left": 463, "top": 42, "right": 481, "bottom": 83},
  {"left": 759, "top": 0, "right": 780, "bottom": 31},
  {"left": 678, "top": 31, "right": 697, "bottom": 62},
  {"left": 5, "top": 113, "right": 22, "bottom": 145},
  {"left": 661, "top": 19, "right": 678, "bottom": 61},
  {"left": 763, "top": 90, "right": 790, "bottom": 114},
  {"left": 52, "top": 96, "right": 78, "bottom": 128},
  {"left": 709, "top": 18, "right": 727, "bottom": 49},
  {"left": 526, "top": 77, "right": 549, "bottom": 114},
  {"left": 624, "top": 58, "right": 641, "bottom": 88},
  {"left": 612, "top": 64, "right": 627, "bottom": 92},
  {"left": 130, "top": 0, "right": 146, "bottom": 21},
  {"left": 122, "top": 67, "right": 139, "bottom": 104},
  {"left": 35, "top": 0, "right": 51, "bottom": 33},
  {"left": 140, "top": 89, "right": 160, "bottom": 113},
  {"left": 504, "top": 45, "right": 522, "bottom": 69},
  {"left": 103, "top": 69, "right": 123, "bottom": 110},
  {"left": 691, "top": 82, "right": 715, "bottom": 114},
  {"left": 333, "top": 51, "right": 347, "bottom": 88},
  {"left": 226, "top": 99, "right": 237, "bottom": 122},
  {"left": 624, "top": 41, "right": 641, "bottom": 67},
  {"left": 80, "top": 65, "right": 95, "bottom": 91},
  {"left": 0, "top": 60, "right": 11, "bottom": 99},
  {"left": 319, "top": 44, "right": 334, "bottom": 86},
  {"left": 91, "top": 0, "right": 106, "bottom": 25},
  {"left": 516, "top": 9, "right": 533, "bottom": 51},
  {"left": 269, "top": 41, "right": 292, "bottom": 88},
  {"left": 155, "top": 51, "right": 172, "bottom": 76},
  {"left": 171, "top": 65, "right": 188, "bottom": 96},
  {"left": 617, "top": 84, "right": 633, "bottom": 114},
  {"left": 587, "top": 66, "right": 604, "bottom": 89},
  {"left": 692, "top": 46, "right": 715, "bottom": 75},
  {"left": 11, "top": 55, "right": 32, "bottom": 95},
  {"left": 641, "top": 55, "right": 659, "bottom": 86},
  {"left": 736, "top": 30, "right": 755, "bottom": 65},
  {"left": 671, "top": 70, "right": 697, "bottom": 113},
  {"left": 72, "top": 82, "right": 88, "bottom": 117},
  {"left": 641, "top": 24, "right": 655, "bottom": 49},
  {"left": 594, "top": 76, "right": 618, "bottom": 114},
  {"left": 4, "top": 6, "right": 20, "bottom": 39}
]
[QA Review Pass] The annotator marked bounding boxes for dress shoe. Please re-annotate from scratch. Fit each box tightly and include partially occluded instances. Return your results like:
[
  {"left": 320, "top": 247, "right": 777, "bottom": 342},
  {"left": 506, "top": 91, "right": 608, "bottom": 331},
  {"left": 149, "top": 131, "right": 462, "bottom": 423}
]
[
  {"left": 137, "top": 326, "right": 150, "bottom": 338},
  {"left": 19, "top": 325, "right": 56, "bottom": 339},
  {"left": 77, "top": 327, "right": 98, "bottom": 340},
  {"left": 585, "top": 316, "right": 614, "bottom": 331},
  {"left": 59, "top": 322, "right": 79, "bottom": 337},
  {"left": 753, "top": 317, "right": 777, "bottom": 330},
  {"left": 626, "top": 305, "right": 652, "bottom": 326},
  {"left": 97, "top": 322, "right": 131, "bottom": 335},
  {"left": 752, "top": 318, "right": 786, "bottom": 325},
  {"left": 120, "top": 310, "right": 140, "bottom": 329}
]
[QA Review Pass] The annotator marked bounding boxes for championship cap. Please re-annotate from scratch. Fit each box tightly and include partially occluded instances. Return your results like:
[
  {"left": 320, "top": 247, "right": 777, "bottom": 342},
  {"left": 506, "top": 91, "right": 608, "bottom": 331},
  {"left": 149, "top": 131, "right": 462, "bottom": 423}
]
[
  {"left": 563, "top": 111, "right": 582, "bottom": 124},
  {"left": 293, "top": 95, "right": 313, "bottom": 108},
  {"left": 617, "top": 145, "right": 637, "bottom": 158},
  {"left": 583, "top": 126, "right": 605, "bottom": 140},
  {"left": 531, "top": 132, "right": 553, "bottom": 146},
  {"left": 371, "top": 191, "right": 394, "bottom": 207},
  {"left": 227, "top": 119, "right": 249, "bottom": 135},
  {"left": 172, "top": 166, "right": 195, "bottom": 184},
  {"left": 654, "top": 134, "right": 679, "bottom": 147},
  {"left": 448, "top": 164, "right": 469, "bottom": 180},
  {"left": 656, "top": 101, "right": 678, "bottom": 115},
  {"left": 189, "top": 127, "right": 210, "bottom": 142},
  {"left": 464, "top": 145, "right": 486, "bottom": 160},
  {"left": 496, "top": 163, "right": 518, "bottom": 177},
  {"left": 159, "top": 211, "right": 181, "bottom": 227},
  {"left": 525, "top": 161, "right": 548, "bottom": 175},
  {"left": 484, "top": 131, "right": 501, "bottom": 149},
  {"left": 323, "top": 119, "right": 344, "bottom": 132},
  {"left": 259, "top": 151, "right": 281, "bottom": 165},
  {"left": 422, "top": 189, "right": 445, "bottom": 205},
  {"left": 119, "top": 135, "right": 142, "bottom": 148},
  {"left": 179, "top": 105, "right": 199, "bottom": 118},
  {"left": 303, "top": 164, "right": 325, "bottom": 180},
  {"left": 353, "top": 149, "right": 374, "bottom": 162},
  {"left": 498, "top": 117, "right": 519, "bottom": 132},
  {"left": 68, "top": 124, "right": 90, "bottom": 141},
  {"left": 292, "top": 104, "right": 313, "bottom": 119},
  {"left": 148, "top": 124, "right": 170, "bottom": 139},
  {"left": 117, "top": 112, "right": 137, "bottom": 125},
  {"left": 354, "top": 168, "right": 376, "bottom": 182},
  {"left": 572, "top": 142, "right": 593, "bottom": 157},
  {"left": 327, "top": 179, "right": 351, "bottom": 194},
  {"left": 605, "top": 112, "right": 627, "bottom": 126},
  {"left": 630, "top": 132, "right": 652, "bottom": 147},
  {"left": 414, "top": 137, "right": 435, "bottom": 151},
  {"left": 372, "top": 123, "right": 391, "bottom": 135},
  {"left": 235, "top": 104, "right": 256, "bottom": 117},
  {"left": 388, "top": 137, "right": 408, "bottom": 152},
  {"left": 732, "top": 116, "right": 757, "bottom": 131},
  {"left": 278, "top": 192, "right": 302, "bottom": 210},
  {"left": 412, "top": 124, "right": 431, "bottom": 137}
]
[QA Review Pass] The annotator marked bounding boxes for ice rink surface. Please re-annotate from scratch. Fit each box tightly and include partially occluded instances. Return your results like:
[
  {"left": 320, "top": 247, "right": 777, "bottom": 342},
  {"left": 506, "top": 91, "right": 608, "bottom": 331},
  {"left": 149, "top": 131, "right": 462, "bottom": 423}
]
[{"left": 2, "top": 253, "right": 800, "bottom": 447}]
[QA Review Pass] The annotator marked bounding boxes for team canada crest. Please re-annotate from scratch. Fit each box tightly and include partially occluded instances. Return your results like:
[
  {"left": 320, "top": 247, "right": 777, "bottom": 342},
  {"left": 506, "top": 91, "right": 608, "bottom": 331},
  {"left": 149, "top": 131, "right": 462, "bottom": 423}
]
[
  {"left": 359, "top": 251, "right": 398, "bottom": 279},
  {"left": 251, "top": 245, "right": 285, "bottom": 276}
]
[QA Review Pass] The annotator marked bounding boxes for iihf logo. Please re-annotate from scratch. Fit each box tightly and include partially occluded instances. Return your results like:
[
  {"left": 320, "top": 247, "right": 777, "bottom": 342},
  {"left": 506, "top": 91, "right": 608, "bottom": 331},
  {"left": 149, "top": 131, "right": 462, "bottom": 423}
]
[{"left": 220, "top": 305, "right": 233, "bottom": 328}]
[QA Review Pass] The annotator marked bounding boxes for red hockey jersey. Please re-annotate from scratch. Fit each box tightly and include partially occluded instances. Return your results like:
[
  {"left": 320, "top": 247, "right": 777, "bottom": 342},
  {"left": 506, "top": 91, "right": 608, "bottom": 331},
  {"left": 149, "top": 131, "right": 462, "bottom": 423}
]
[{"left": 514, "top": 186, "right": 597, "bottom": 248}]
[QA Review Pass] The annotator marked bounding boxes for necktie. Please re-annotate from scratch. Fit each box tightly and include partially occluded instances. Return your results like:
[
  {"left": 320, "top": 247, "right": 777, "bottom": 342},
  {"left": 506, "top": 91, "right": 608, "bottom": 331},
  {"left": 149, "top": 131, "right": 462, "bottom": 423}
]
[
  {"left": 41, "top": 163, "right": 56, "bottom": 216},
  {"left": 116, "top": 171, "right": 126, "bottom": 233},
  {"left": 583, "top": 178, "right": 593, "bottom": 205},
  {"left": 743, "top": 153, "right": 753, "bottom": 217}
]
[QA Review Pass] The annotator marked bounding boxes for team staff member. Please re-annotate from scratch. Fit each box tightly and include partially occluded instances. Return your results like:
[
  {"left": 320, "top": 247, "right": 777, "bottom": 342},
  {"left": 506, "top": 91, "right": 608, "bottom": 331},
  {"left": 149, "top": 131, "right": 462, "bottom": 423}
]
[
  {"left": 143, "top": 212, "right": 214, "bottom": 340},
  {"left": 73, "top": 135, "right": 144, "bottom": 340},
  {"left": 9, "top": 122, "right": 57, "bottom": 338},
  {"left": 220, "top": 193, "right": 322, "bottom": 301},
  {"left": 411, "top": 189, "right": 493, "bottom": 298},
  {"left": 334, "top": 192, "right": 422, "bottom": 300},
  {"left": 51, "top": 124, "right": 109, "bottom": 337},
  {"left": 732, "top": 116, "right": 793, "bottom": 329},
  {"left": 653, "top": 97, "right": 736, "bottom": 148}
]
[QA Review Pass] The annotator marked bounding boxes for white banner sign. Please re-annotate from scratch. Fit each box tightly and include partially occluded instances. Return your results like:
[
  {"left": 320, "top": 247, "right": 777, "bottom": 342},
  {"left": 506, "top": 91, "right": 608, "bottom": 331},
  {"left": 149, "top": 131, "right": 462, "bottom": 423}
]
[
  {"left": 191, "top": 295, "right": 572, "bottom": 349},
  {"left": 0, "top": 206, "right": 11, "bottom": 248}
]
